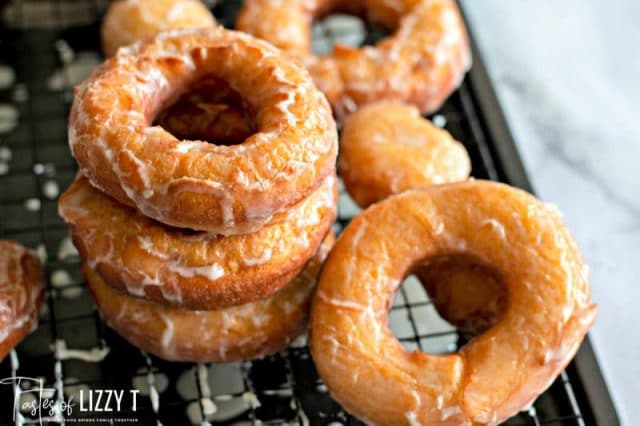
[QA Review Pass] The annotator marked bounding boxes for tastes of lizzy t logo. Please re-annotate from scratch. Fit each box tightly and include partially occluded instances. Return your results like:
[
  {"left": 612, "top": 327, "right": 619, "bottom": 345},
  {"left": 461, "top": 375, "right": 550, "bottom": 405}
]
[{"left": 0, "top": 376, "right": 139, "bottom": 424}]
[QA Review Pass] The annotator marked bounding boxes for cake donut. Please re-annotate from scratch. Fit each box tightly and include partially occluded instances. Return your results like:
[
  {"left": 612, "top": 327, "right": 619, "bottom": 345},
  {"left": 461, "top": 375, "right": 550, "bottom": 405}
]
[
  {"left": 58, "top": 175, "right": 337, "bottom": 310},
  {"left": 155, "top": 75, "right": 252, "bottom": 145},
  {"left": 310, "top": 181, "right": 597, "bottom": 425},
  {"left": 69, "top": 28, "right": 338, "bottom": 234},
  {"left": 339, "top": 101, "right": 470, "bottom": 208},
  {"left": 417, "top": 256, "right": 508, "bottom": 335},
  {"left": 0, "top": 240, "right": 45, "bottom": 360},
  {"left": 84, "top": 234, "right": 333, "bottom": 362},
  {"left": 101, "top": 0, "right": 217, "bottom": 57},
  {"left": 237, "top": 0, "right": 471, "bottom": 119}
]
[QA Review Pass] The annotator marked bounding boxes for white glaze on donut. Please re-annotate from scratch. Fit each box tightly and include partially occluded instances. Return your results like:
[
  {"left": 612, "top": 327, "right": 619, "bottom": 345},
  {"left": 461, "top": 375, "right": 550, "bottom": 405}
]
[
  {"left": 71, "top": 28, "right": 338, "bottom": 234},
  {"left": 0, "top": 241, "right": 44, "bottom": 355},
  {"left": 84, "top": 235, "right": 332, "bottom": 362},
  {"left": 311, "top": 182, "right": 596, "bottom": 425},
  {"left": 237, "top": 0, "right": 472, "bottom": 119},
  {"left": 60, "top": 174, "right": 337, "bottom": 309}
]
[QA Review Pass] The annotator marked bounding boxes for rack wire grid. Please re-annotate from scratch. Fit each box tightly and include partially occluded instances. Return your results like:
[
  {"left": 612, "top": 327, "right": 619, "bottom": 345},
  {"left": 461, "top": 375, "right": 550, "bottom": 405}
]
[{"left": 0, "top": 0, "right": 614, "bottom": 425}]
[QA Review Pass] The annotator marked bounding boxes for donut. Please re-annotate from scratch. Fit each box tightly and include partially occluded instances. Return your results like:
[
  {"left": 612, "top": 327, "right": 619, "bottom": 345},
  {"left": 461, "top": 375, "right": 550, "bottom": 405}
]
[
  {"left": 416, "top": 256, "right": 508, "bottom": 335},
  {"left": 338, "top": 101, "right": 470, "bottom": 208},
  {"left": 70, "top": 27, "right": 338, "bottom": 234},
  {"left": 58, "top": 174, "right": 337, "bottom": 310},
  {"left": 155, "top": 75, "right": 252, "bottom": 145},
  {"left": 0, "top": 241, "right": 45, "bottom": 360},
  {"left": 237, "top": 0, "right": 471, "bottom": 119},
  {"left": 101, "top": 0, "right": 217, "bottom": 57},
  {"left": 84, "top": 234, "right": 333, "bottom": 362},
  {"left": 310, "top": 181, "right": 597, "bottom": 425}
]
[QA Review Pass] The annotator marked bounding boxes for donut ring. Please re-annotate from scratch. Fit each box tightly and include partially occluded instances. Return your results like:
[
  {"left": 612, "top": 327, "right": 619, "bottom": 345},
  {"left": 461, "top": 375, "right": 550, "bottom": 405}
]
[
  {"left": 417, "top": 256, "right": 508, "bottom": 335},
  {"left": 310, "top": 181, "right": 596, "bottom": 425},
  {"left": 84, "top": 234, "right": 333, "bottom": 362},
  {"left": 70, "top": 28, "right": 338, "bottom": 234},
  {"left": 155, "top": 75, "right": 252, "bottom": 145},
  {"left": 237, "top": 0, "right": 471, "bottom": 119},
  {"left": 58, "top": 175, "right": 337, "bottom": 310},
  {"left": 0, "top": 241, "right": 45, "bottom": 361},
  {"left": 101, "top": 0, "right": 217, "bottom": 57},
  {"left": 338, "top": 101, "right": 470, "bottom": 208}
]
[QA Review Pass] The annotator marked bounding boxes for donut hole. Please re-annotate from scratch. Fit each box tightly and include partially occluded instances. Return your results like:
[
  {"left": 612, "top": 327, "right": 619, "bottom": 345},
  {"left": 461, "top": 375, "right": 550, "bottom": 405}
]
[
  {"left": 389, "top": 256, "right": 508, "bottom": 354},
  {"left": 312, "top": 12, "right": 389, "bottom": 55},
  {"left": 154, "top": 74, "right": 254, "bottom": 145},
  {"left": 417, "top": 255, "right": 509, "bottom": 336},
  {"left": 389, "top": 274, "right": 458, "bottom": 354}
]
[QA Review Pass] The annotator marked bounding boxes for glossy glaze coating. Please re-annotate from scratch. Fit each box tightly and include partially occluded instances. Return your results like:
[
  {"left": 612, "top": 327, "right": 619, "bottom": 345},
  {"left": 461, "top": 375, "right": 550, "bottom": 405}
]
[
  {"left": 237, "top": 0, "right": 471, "bottom": 119},
  {"left": 70, "top": 28, "right": 338, "bottom": 234},
  {"left": 339, "top": 101, "right": 470, "bottom": 207},
  {"left": 0, "top": 240, "right": 44, "bottom": 361},
  {"left": 101, "top": 0, "right": 217, "bottom": 57},
  {"left": 84, "top": 235, "right": 333, "bottom": 362},
  {"left": 59, "top": 175, "right": 337, "bottom": 310},
  {"left": 310, "top": 181, "right": 596, "bottom": 425}
]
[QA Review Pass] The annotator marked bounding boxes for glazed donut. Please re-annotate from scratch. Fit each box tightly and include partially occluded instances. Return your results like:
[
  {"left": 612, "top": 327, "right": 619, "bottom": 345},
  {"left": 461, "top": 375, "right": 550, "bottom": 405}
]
[
  {"left": 338, "top": 101, "right": 470, "bottom": 208},
  {"left": 416, "top": 256, "right": 508, "bottom": 335},
  {"left": 155, "top": 75, "right": 252, "bottom": 145},
  {"left": 237, "top": 0, "right": 471, "bottom": 119},
  {"left": 58, "top": 174, "right": 337, "bottom": 310},
  {"left": 84, "top": 234, "right": 333, "bottom": 362},
  {"left": 69, "top": 27, "right": 338, "bottom": 234},
  {"left": 101, "top": 0, "right": 217, "bottom": 57},
  {"left": 310, "top": 181, "right": 597, "bottom": 425},
  {"left": 0, "top": 241, "right": 45, "bottom": 360}
]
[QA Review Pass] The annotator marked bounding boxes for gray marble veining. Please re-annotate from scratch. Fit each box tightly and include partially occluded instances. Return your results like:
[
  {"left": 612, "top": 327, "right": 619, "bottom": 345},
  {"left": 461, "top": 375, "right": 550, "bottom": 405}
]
[{"left": 461, "top": 1, "right": 640, "bottom": 423}]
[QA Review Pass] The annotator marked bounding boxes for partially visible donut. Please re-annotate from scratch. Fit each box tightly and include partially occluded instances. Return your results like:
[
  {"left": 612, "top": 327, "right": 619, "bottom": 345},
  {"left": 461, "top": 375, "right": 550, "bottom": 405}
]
[
  {"left": 101, "top": 0, "right": 217, "bottom": 57},
  {"left": 237, "top": 0, "right": 471, "bottom": 119},
  {"left": 339, "top": 101, "right": 470, "bottom": 208},
  {"left": 416, "top": 255, "right": 508, "bottom": 335},
  {"left": 0, "top": 241, "right": 45, "bottom": 360},
  {"left": 70, "top": 28, "right": 338, "bottom": 234},
  {"left": 58, "top": 174, "right": 337, "bottom": 310},
  {"left": 84, "top": 234, "right": 334, "bottom": 362},
  {"left": 311, "top": 181, "right": 596, "bottom": 425}
]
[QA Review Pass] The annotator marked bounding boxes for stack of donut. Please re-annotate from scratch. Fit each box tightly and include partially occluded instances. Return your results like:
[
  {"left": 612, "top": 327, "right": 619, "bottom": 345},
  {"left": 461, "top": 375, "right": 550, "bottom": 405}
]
[
  {"left": 54, "top": 0, "right": 596, "bottom": 424},
  {"left": 59, "top": 25, "right": 338, "bottom": 362}
]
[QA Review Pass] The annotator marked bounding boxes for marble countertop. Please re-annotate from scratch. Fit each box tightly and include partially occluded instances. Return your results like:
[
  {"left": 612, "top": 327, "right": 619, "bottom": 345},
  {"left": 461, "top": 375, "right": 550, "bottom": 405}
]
[{"left": 461, "top": 1, "right": 639, "bottom": 423}]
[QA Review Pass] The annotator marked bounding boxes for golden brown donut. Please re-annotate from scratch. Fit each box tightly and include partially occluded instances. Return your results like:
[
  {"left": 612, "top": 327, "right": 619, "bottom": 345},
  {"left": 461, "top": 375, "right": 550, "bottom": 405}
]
[
  {"left": 69, "top": 28, "right": 338, "bottom": 234},
  {"left": 155, "top": 75, "right": 252, "bottom": 145},
  {"left": 101, "top": 0, "right": 217, "bottom": 57},
  {"left": 0, "top": 240, "right": 45, "bottom": 361},
  {"left": 237, "top": 0, "right": 471, "bottom": 119},
  {"left": 310, "top": 181, "right": 596, "bottom": 425},
  {"left": 84, "top": 234, "right": 333, "bottom": 362},
  {"left": 58, "top": 174, "right": 337, "bottom": 310},
  {"left": 416, "top": 255, "right": 508, "bottom": 335},
  {"left": 338, "top": 101, "right": 470, "bottom": 208}
]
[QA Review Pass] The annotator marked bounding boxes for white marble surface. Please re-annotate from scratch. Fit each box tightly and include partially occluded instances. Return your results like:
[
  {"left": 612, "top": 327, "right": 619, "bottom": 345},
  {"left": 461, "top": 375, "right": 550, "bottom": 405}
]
[{"left": 461, "top": 1, "right": 639, "bottom": 423}]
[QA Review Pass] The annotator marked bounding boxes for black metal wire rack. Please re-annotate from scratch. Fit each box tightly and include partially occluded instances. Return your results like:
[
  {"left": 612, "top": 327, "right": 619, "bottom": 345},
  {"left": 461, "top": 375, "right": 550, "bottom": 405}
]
[{"left": 0, "top": 1, "right": 619, "bottom": 425}]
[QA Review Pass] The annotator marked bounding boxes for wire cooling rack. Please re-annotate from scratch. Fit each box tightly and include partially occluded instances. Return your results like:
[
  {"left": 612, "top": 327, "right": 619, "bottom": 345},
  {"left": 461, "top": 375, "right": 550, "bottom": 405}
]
[{"left": 0, "top": 1, "right": 619, "bottom": 425}]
